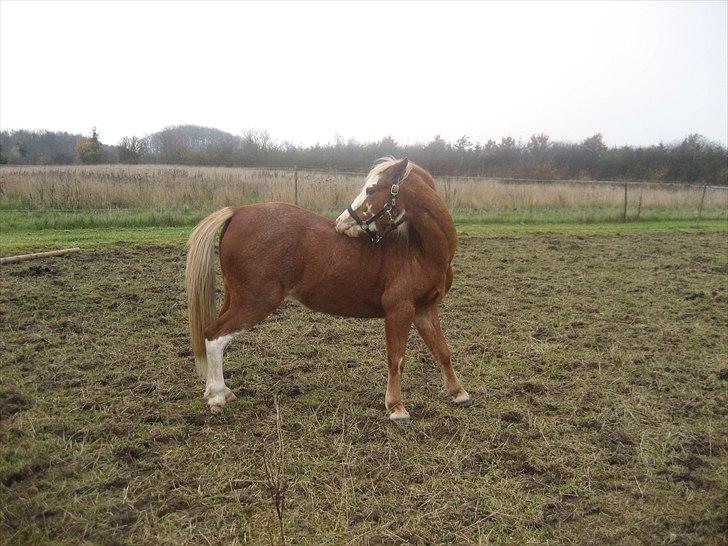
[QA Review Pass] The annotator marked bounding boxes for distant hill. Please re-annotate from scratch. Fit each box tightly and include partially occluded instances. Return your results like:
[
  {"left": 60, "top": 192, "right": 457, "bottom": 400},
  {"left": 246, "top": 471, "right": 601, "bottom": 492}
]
[
  {"left": 145, "top": 125, "right": 240, "bottom": 163},
  {"left": 0, "top": 125, "right": 242, "bottom": 166}
]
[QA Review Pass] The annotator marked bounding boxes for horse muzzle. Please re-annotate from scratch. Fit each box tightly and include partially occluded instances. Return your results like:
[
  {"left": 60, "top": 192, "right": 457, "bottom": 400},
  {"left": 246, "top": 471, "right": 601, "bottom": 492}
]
[{"left": 335, "top": 211, "right": 363, "bottom": 237}]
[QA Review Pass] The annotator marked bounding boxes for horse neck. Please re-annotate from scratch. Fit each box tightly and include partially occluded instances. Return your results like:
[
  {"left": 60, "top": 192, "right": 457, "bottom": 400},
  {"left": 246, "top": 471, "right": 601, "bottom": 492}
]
[{"left": 402, "top": 189, "right": 457, "bottom": 266}]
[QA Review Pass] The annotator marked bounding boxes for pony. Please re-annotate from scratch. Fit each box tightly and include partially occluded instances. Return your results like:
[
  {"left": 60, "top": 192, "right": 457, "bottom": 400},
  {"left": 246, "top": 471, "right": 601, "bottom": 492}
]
[{"left": 185, "top": 157, "right": 471, "bottom": 424}]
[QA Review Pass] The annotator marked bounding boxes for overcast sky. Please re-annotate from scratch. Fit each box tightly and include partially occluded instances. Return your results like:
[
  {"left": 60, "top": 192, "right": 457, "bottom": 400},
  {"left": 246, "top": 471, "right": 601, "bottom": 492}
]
[{"left": 1, "top": 1, "right": 726, "bottom": 146}]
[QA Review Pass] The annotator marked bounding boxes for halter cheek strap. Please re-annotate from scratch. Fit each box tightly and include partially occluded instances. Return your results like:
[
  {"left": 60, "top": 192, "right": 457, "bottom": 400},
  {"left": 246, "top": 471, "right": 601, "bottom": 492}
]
[{"left": 347, "top": 179, "right": 405, "bottom": 244}]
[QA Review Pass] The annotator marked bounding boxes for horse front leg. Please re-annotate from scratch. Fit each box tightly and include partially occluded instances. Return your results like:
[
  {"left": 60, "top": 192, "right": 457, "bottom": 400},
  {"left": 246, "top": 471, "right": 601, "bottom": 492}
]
[
  {"left": 384, "top": 305, "right": 415, "bottom": 425},
  {"left": 414, "top": 307, "right": 471, "bottom": 407}
]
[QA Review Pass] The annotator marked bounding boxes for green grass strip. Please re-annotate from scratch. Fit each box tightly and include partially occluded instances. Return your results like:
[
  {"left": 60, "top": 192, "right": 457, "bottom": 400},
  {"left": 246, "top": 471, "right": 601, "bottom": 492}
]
[{"left": 1, "top": 220, "right": 726, "bottom": 253}]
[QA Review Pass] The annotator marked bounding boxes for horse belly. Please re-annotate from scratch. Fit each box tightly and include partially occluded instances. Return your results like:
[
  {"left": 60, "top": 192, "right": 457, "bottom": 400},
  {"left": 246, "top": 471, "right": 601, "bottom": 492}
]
[{"left": 290, "top": 284, "right": 384, "bottom": 319}]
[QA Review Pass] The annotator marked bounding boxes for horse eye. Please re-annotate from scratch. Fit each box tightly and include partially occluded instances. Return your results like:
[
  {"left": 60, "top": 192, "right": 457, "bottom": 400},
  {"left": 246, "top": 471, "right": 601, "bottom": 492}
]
[{"left": 366, "top": 187, "right": 376, "bottom": 195}]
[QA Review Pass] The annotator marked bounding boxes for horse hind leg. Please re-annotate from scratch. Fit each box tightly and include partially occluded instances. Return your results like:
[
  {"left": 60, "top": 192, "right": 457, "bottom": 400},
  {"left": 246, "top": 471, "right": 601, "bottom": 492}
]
[
  {"left": 204, "top": 329, "right": 238, "bottom": 413},
  {"left": 203, "top": 287, "right": 284, "bottom": 413},
  {"left": 414, "top": 308, "right": 471, "bottom": 407}
]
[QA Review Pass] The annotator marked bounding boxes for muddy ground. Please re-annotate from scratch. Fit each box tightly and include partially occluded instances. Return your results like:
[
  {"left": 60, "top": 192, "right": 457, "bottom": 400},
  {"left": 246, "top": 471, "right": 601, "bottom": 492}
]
[{"left": 1, "top": 232, "right": 727, "bottom": 544}]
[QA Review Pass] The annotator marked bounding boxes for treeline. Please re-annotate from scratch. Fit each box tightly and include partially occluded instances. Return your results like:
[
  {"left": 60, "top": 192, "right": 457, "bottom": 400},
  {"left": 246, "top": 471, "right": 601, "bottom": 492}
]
[{"left": 1, "top": 125, "right": 726, "bottom": 184}]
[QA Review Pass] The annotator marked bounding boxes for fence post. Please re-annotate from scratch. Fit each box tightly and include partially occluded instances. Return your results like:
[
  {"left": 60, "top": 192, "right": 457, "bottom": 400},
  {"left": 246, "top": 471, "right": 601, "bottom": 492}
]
[
  {"left": 622, "top": 183, "right": 628, "bottom": 222},
  {"left": 696, "top": 183, "right": 707, "bottom": 226},
  {"left": 635, "top": 187, "right": 643, "bottom": 221},
  {"left": 294, "top": 167, "right": 298, "bottom": 206}
]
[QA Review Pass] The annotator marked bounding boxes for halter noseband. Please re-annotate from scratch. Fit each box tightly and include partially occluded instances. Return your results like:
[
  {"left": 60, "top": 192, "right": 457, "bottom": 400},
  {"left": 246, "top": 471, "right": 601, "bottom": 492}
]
[{"left": 347, "top": 177, "right": 405, "bottom": 244}]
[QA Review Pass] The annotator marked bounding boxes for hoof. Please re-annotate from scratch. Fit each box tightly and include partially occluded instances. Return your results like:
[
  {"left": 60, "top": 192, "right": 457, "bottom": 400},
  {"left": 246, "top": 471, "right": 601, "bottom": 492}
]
[
  {"left": 205, "top": 386, "right": 235, "bottom": 413},
  {"left": 453, "top": 390, "right": 472, "bottom": 407},
  {"left": 389, "top": 414, "right": 411, "bottom": 426},
  {"left": 207, "top": 392, "right": 227, "bottom": 413},
  {"left": 388, "top": 404, "right": 411, "bottom": 426}
]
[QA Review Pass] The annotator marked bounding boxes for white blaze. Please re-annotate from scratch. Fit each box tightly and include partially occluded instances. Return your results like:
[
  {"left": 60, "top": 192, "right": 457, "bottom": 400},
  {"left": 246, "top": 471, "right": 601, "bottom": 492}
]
[{"left": 335, "top": 173, "right": 379, "bottom": 233}]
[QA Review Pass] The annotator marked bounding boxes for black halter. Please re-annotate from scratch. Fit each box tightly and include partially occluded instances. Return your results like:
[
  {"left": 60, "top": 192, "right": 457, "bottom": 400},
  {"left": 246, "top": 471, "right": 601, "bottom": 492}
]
[{"left": 347, "top": 177, "right": 405, "bottom": 244}]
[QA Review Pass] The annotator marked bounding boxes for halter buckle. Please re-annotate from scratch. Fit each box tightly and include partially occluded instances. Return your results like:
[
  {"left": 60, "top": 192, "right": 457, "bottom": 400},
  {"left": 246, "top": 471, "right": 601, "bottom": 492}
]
[{"left": 390, "top": 184, "right": 400, "bottom": 196}]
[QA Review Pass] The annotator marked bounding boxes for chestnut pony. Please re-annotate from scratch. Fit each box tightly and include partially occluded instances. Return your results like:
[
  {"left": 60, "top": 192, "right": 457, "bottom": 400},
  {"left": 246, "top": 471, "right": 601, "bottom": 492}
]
[{"left": 185, "top": 158, "right": 470, "bottom": 424}]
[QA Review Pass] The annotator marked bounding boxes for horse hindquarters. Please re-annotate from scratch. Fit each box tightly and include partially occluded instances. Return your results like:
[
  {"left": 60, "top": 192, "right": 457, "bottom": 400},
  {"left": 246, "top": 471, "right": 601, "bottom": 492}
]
[{"left": 187, "top": 206, "right": 287, "bottom": 413}]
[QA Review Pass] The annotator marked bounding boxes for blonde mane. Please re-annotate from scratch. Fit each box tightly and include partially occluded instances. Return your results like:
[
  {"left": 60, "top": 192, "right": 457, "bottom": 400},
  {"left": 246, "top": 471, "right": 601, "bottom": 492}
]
[{"left": 368, "top": 156, "right": 414, "bottom": 182}]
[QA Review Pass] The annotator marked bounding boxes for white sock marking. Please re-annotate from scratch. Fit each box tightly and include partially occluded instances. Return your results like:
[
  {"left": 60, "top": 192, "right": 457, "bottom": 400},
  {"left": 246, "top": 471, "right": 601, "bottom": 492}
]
[{"left": 205, "top": 333, "right": 235, "bottom": 404}]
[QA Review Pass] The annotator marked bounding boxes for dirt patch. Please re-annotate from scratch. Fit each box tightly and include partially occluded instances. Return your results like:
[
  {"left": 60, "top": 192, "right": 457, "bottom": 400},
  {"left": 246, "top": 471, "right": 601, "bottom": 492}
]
[
  {"left": 0, "top": 389, "right": 33, "bottom": 420},
  {"left": 2, "top": 460, "right": 51, "bottom": 487},
  {"left": 501, "top": 410, "right": 523, "bottom": 423},
  {"left": 8, "top": 264, "right": 59, "bottom": 277}
]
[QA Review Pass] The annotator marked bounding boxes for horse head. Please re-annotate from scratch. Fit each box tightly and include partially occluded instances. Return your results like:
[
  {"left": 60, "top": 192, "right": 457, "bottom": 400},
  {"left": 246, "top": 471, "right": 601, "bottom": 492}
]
[{"left": 335, "top": 157, "right": 412, "bottom": 241}]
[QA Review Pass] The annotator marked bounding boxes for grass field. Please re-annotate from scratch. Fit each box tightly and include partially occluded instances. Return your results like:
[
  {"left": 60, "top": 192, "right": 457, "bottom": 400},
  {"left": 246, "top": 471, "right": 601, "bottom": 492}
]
[{"left": 1, "top": 228, "right": 727, "bottom": 544}]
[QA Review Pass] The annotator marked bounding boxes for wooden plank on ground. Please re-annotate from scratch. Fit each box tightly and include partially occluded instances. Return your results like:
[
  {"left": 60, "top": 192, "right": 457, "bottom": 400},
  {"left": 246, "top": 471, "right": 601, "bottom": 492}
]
[{"left": 0, "top": 247, "right": 82, "bottom": 264}]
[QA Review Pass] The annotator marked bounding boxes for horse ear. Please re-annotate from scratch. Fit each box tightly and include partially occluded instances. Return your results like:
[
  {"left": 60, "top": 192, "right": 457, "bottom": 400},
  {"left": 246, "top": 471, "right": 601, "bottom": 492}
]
[{"left": 390, "top": 158, "right": 409, "bottom": 180}]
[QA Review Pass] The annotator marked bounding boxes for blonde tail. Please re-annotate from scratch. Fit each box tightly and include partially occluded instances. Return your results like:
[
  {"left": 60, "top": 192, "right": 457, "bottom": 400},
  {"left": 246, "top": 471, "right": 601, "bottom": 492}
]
[{"left": 185, "top": 207, "right": 235, "bottom": 377}]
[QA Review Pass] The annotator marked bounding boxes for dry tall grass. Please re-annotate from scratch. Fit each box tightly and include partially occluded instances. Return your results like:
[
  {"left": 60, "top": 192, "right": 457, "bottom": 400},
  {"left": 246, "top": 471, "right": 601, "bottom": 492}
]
[{"left": 1, "top": 164, "right": 726, "bottom": 213}]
